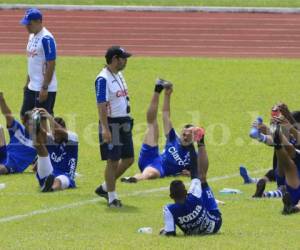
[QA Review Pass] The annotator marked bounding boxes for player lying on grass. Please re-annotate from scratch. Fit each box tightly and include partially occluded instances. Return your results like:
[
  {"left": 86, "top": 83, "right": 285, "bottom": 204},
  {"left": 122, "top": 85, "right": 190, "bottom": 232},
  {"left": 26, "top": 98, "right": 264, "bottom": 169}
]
[
  {"left": 272, "top": 123, "right": 300, "bottom": 214},
  {"left": 248, "top": 104, "right": 300, "bottom": 199},
  {"left": 160, "top": 134, "right": 222, "bottom": 236},
  {"left": 33, "top": 108, "right": 78, "bottom": 192},
  {"left": 0, "top": 92, "right": 36, "bottom": 174},
  {"left": 121, "top": 79, "right": 204, "bottom": 183}
]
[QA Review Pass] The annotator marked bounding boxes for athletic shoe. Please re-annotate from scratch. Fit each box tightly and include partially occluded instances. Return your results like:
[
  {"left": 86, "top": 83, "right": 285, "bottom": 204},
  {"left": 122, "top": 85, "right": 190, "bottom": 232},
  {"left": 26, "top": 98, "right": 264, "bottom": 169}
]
[
  {"left": 252, "top": 179, "right": 266, "bottom": 198},
  {"left": 239, "top": 166, "right": 252, "bottom": 184},
  {"left": 94, "top": 185, "right": 108, "bottom": 201},
  {"left": 155, "top": 78, "right": 173, "bottom": 90},
  {"left": 120, "top": 176, "right": 138, "bottom": 183},
  {"left": 282, "top": 190, "right": 298, "bottom": 215},
  {"left": 108, "top": 199, "right": 122, "bottom": 208},
  {"left": 41, "top": 174, "right": 55, "bottom": 192}
]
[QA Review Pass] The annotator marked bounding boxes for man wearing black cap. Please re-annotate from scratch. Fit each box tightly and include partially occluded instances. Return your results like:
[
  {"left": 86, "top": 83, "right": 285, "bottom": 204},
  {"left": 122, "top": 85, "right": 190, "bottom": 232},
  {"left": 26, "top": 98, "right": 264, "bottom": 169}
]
[
  {"left": 20, "top": 8, "right": 57, "bottom": 118},
  {"left": 94, "top": 46, "right": 134, "bottom": 208}
]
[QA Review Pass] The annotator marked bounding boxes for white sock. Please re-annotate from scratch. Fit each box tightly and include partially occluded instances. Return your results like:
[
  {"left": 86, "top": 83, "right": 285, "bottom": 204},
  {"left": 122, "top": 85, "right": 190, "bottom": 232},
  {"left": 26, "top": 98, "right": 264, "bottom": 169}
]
[
  {"left": 102, "top": 182, "right": 107, "bottom": 192},
  {"left": 108, "top": 191, "right": 118, "bottom": 203},
  {"left": 37, "top": 156, "right": 53, "bottom": 179}
]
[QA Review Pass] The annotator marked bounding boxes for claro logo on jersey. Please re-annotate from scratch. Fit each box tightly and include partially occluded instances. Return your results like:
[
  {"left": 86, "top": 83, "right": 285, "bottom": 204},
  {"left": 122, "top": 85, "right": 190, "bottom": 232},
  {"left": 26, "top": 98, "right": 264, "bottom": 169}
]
[
  {"left": 168, "top": 147, "right": 190, "bottom": 166},
  {"left": 178, "top": 205, "right": 202, "bottom": 224},
  {"left": 50, "top": 152, "right": 67, "bottom": 163},
  {"left": 116, "top": 90, "right": 128, "bottom": 97}
]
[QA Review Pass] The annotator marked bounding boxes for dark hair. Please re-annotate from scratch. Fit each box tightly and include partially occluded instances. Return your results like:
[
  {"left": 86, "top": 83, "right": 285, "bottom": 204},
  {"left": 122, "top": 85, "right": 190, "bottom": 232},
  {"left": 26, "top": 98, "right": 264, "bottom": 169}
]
[
  {"left": 184, "top": 124, "right": 194, "bottom": 129},
  {"left": 54, "top": 117, "right": 66, "bottom": 128},
  {"left": 292, "top": 111, "right": 300, "bottom": 123},
  {"left": 170, "top": 180, "right": 186, "bottom": 200}
]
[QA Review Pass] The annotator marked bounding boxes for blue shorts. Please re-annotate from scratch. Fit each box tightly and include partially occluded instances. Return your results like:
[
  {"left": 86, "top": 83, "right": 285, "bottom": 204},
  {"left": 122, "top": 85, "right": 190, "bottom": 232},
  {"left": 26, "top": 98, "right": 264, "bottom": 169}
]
[
  {"left": 138, "top": 144, "right": 165, "bottom": 177},
  {"left": 286, "top": 184, "right": 300, "bottom": 206},
  {"left": 0, "top": 146, "right": 7, "bottom": 165}
]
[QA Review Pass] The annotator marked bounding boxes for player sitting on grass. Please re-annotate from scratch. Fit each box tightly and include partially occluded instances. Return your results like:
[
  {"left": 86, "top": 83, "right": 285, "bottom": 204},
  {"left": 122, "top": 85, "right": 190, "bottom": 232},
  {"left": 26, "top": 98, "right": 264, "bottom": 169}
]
[
  {"left": 0, "top": 92, "right": 36, "bottom": 174},
  {"left": 33, "top": 108, "right": 78, "bottom": 192},
  {"left": 272, "top": 123, "right": 300, "bottom": 214},
  {"left": 121, "top": 79, "right": 204, "bottom": 183},
  {"left": 160, "top": 134, "right": 222, "bottom": 236},
  {"left": 248, "top": 104, "right": 300, "bottom": 199}
]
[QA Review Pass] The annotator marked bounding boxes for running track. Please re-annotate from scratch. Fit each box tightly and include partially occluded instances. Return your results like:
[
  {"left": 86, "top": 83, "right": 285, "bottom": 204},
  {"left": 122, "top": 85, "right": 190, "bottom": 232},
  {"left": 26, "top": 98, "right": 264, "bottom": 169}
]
[{"left": 1, "top": 9, "right": 300, "bottom": 58}]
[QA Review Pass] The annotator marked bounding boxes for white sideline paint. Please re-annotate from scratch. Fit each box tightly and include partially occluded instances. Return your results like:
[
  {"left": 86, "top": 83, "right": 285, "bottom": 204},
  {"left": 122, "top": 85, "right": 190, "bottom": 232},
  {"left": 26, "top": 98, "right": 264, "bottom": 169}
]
[
  {"left": 0, "top": 168, "right": 267, "bottom": 224},
  {"left": 1, "top": 4, "right": 300, "bottom": 14}
]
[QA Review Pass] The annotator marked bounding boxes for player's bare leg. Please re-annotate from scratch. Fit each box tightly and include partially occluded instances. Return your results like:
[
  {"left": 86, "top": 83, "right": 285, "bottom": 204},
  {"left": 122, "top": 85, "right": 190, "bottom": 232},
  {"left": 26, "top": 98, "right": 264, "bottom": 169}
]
[
  {"left": 133, "top": 167, "right": 160, "bottom": 181},
  {"left": 115, "top": 157, "right": 134, "bottom": 180}
]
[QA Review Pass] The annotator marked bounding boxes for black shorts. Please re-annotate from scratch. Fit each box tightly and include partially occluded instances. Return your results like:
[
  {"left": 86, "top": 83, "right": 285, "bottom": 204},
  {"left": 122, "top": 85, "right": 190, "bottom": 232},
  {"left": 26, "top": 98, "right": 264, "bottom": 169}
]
[
  {"left": 99, "top": 117, "right": 134, "bottom": 161},
  {"left": 20, "top": 87, "right": 56, "bottom": 116}
]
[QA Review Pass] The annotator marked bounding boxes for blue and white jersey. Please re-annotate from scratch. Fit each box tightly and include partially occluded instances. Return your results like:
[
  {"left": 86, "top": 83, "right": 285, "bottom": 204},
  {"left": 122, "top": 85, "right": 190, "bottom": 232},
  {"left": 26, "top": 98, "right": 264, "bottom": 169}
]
[
  {"left": 163, "top": 179, "right": 222, "bottom": 235},
  {"left": 95, "top": 67, "right": 130, "bottom": 118},
  {"left": 161, "top": 128, "right": 196, "bottom": 176},
  {"left": 46, "top": 131, "right": 78, "bottom": 181},
  {"left": 6, "top": 120, "right": 36, "bottom": 172},
  {"left": 27, "top": 27, "right": 57, "bottom": 92}
]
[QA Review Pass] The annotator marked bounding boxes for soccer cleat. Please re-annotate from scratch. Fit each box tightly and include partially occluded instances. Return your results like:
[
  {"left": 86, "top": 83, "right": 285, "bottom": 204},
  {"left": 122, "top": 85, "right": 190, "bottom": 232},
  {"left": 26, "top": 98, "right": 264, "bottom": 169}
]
[
  {"left": 252, "top": 179, "right": 266, "bottom": 198},
  {"left": 108, "top": 199, "right": 122, "bottom": 208},
  {"left": 94, "top": 185, "right": 108, "bottom": 201},
  {"left": 155, "top": 78, "right": 173, "bottom": 93},
  {"left": 239, "top": 166, "right": 252, "bottom": 184},
  {"left": 272, "top": 124, "right": 282, "bottom": 150},
  {"left": 120, "top": 176, "right": 138, "bottom": 183},
  {"left": 282, "top": 191, "right": 298, "bottom": 215},
  {"left": 41, "top": 174, "right": 55, "bottom": 192}
]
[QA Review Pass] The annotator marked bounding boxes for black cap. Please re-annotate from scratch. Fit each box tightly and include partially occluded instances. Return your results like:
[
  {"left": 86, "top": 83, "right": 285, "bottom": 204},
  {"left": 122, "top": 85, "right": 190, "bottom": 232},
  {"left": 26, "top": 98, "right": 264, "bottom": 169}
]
[{"left": 105, "top": 46, "right": 132, "bottom": 64}]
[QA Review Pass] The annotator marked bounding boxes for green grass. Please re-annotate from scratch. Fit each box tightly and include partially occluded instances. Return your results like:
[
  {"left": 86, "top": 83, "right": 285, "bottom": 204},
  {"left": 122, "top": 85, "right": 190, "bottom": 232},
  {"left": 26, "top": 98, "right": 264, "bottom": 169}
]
[
  {"left": 0, "top": 55, "right": 300, "bottom": 249},
  {"left": 1, "top": 0, "right": 300, "bottom": 7}
]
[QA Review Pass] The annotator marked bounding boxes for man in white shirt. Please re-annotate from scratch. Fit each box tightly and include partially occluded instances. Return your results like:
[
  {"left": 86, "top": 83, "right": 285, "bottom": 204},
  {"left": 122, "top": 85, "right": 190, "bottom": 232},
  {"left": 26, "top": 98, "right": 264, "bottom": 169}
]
[
  {"left": 94, "top": 46, "right": 134, "bottom": 208},
  {"left": 20, "top": 8, "right": 57, "bottom": 118}
]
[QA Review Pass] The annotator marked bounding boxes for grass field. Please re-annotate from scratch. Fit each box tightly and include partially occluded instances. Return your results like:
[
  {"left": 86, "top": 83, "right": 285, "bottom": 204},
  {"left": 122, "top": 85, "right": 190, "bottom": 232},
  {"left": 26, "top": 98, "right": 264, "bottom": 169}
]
[
  {"left": 0, "top": 55, "right": 300, "bottom": 249},
  {"left": 1, "top": 0, "right": 300, "bottom": 7}
]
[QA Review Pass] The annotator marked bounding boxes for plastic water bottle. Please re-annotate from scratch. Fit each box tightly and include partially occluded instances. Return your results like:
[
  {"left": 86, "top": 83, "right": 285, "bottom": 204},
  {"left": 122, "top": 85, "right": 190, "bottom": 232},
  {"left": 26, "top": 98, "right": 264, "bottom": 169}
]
[
  {"left": 249, "top": 116, "right": 263, "bottom": 139},
  {"left": 137, "top": 227, "right": 153, "bottom": 234},
  {"left": 0, "top": 183, "right": 6, "bottom": 190}
]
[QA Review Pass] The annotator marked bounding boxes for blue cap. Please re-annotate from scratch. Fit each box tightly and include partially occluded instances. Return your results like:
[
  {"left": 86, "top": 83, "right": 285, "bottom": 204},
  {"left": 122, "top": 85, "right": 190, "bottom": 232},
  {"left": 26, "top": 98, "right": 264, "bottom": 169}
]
[{"left": 20, "top": 8, "right": 42, "bottom": 25}]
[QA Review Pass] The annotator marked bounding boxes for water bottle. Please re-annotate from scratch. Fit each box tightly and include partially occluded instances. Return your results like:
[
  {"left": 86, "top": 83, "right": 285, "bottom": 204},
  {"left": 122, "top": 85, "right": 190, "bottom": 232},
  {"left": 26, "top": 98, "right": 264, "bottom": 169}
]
[
  {"left": 137, "top": 227, "right": 153, "bottom": 234},
  {"left": 249, "top": 116, "right": 263, "bottom": 139}
]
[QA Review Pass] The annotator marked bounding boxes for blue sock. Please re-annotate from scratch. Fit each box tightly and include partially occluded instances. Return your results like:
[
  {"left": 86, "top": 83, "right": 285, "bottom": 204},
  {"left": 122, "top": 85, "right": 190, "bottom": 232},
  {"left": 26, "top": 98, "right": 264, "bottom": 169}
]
[{"left": 239, "top": 166, "right": 254, "bottom": 184}]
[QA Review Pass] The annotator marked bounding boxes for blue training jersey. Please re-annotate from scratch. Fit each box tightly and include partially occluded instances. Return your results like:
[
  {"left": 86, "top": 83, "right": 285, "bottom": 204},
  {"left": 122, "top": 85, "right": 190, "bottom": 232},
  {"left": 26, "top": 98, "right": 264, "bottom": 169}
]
[
  {"left": 6, "top": 119, "right": 37, "bottom": 172},
  {"left": 46, "top": 131, "right": 78, "bottom": 181},
  {"left": 161, "top": 128, "right": 196, "bottom": 176},
  {"left": 163, "top": 179, "right": 221, "bottom": 235}
]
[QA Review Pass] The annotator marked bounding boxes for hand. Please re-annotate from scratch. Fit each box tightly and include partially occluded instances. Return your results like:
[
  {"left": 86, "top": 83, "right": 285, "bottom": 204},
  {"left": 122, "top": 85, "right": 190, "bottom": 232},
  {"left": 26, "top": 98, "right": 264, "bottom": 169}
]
[
  {"left": 39, "top": 89, "right": 48, "bottom": 103},
  {"left": 181, "top": 169, "right": 191, "bottom": 177},
  {"left": 37, "top": 108, "right": 51, "bottom": 120},
  {"left": 252, "top": 121, "right": 269, "bottom": 134},
  {"left": 102, "top": 127, "right": 112, "bottom": 143}
]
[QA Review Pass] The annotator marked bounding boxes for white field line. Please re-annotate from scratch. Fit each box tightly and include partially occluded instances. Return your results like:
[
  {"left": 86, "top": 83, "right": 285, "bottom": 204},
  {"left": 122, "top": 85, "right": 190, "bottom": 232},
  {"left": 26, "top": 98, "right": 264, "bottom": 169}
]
[{"left": 0, "top": 168, "right": 267, "bottom": 224}]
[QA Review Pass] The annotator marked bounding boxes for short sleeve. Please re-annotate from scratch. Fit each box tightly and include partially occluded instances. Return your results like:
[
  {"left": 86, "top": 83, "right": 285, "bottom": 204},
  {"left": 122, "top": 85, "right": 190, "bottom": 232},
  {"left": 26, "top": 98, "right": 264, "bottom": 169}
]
[
  {"left": 41, "top": 36, "right": 56, "bottom": 61},
  {"left": 163, "top": 206, "right": 176, "bottom": 233},
  {"left": 166, "top": 128, "right": 177, "bottom": 142},
  {"left": 7, "top": 119, "right": 22, "bottom": 137},
  {"left": 188, "top": 178, "right": 202, "bottom": 198},
  {"left": 95, "top": 77, "right": 108, "bottom": 103}
]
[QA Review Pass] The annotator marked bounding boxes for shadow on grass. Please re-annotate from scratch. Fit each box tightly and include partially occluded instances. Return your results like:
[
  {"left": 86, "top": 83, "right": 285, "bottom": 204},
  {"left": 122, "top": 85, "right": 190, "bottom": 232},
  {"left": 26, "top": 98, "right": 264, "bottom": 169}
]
[{"left": 104, "top": 203, "right": 139, "bottom": 213}]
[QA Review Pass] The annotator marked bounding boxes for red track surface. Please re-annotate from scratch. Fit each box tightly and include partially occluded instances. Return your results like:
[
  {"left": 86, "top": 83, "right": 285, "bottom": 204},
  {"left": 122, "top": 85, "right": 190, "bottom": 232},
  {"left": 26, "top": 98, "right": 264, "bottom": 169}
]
[{"left": 1, "top": 9, "right": 300, "bottom": 58}]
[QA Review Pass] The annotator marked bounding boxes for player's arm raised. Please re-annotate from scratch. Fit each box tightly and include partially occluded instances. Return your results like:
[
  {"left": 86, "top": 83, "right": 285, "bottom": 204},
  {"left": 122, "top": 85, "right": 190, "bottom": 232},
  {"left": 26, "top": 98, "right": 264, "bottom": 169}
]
[
  {"left": 0, "top": 92, "right": 14, "bottom": 127},
  {"left": 162, "top": 86, "right": 173, "bottom": 136}
]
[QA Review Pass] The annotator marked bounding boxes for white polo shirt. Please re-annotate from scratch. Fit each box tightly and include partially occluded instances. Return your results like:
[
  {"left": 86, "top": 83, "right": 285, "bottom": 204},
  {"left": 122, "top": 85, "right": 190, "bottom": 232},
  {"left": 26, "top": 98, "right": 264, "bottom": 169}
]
[
  {"left": 95, "top": 67, "right": 130, "bottom": 118},
  {"left": 27, "top": 27, "right": 57, "bottom": 92}
]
